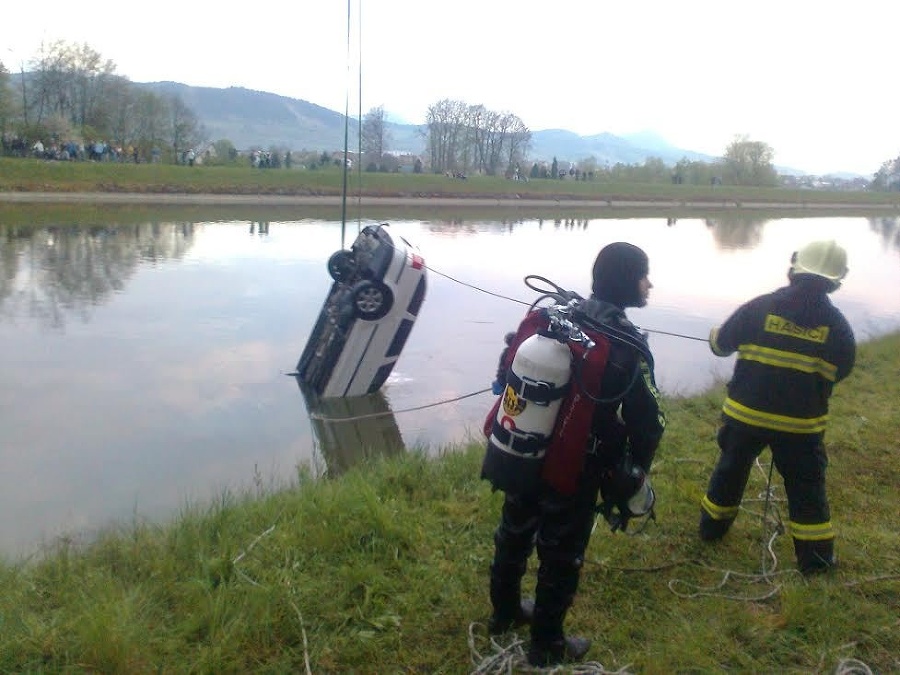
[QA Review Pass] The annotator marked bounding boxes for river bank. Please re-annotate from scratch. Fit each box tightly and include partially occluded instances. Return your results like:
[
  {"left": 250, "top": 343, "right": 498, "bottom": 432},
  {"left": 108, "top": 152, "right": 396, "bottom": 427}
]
[{"left": 4, "top": 190, "right": 900, "bottom": 212}]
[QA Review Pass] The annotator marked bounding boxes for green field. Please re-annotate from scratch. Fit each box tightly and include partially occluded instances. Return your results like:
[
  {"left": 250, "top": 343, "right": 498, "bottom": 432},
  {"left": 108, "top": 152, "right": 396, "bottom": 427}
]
[{"left": 3, "top": 157, "right": 900, "bottom": 211}]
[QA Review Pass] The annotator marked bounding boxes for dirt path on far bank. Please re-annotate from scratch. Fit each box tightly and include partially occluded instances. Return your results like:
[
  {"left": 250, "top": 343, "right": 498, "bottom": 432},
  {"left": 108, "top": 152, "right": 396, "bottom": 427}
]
[{"left": 2, "top": 191, "right": 898, "bottom": 211}]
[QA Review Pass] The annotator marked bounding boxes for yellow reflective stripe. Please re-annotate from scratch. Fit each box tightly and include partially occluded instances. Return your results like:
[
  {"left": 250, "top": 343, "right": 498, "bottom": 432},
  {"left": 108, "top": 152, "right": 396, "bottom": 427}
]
[
  {"left": 789, "top": 520, "right": 834, "bottom": 541},
  {"left": 640, "top": 359, "right": 667, "bottom": 430},
  {"left": 701, "top": 495, "right": 739, "bottom": 520},
  {"left": 737, "top": 343, "right": 837, "bottom": 382},
  {"left": 722, "top": 398, "right": 828, "bottom": 434}
]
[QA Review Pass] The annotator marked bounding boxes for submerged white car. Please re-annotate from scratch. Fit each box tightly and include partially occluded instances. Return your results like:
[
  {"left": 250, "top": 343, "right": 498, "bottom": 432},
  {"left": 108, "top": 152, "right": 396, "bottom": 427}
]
[{"left": 296, "top": 223, "right": 427, "bottom": 398}]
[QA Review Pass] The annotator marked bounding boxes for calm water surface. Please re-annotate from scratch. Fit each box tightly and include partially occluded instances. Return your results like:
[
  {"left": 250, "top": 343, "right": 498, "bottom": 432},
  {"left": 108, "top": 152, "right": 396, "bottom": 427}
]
[{"left": 2, "top": 212, "right": 899, "bottom": 557}]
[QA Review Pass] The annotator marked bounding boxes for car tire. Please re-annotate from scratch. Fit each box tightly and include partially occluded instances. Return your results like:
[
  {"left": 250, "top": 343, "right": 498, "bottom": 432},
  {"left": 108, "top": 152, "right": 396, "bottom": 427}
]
[
  {"left": 327, "top": 250, "right": 355, "bottom": 282},
  {"left": 351, "top": 280, "right": 394, "bottom": 321}
]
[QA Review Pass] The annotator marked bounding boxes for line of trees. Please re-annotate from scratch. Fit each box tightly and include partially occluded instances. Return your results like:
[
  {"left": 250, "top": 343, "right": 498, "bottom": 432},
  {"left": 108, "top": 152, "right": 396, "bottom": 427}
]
[
  {"left": 416, "top": 98, "right": 782, "bottom": 187},
  {"left": 0, "top": 41, "right": 204, "bottom": 163},
  {"left": 424, "top": 99, "right": 530, "bottom": 176}
]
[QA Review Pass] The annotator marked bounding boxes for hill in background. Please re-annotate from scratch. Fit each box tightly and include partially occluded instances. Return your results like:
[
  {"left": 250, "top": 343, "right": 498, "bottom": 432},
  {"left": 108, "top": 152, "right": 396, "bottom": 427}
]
[{"left": 136, "top": 81, "right": 721, "bottom": 168}]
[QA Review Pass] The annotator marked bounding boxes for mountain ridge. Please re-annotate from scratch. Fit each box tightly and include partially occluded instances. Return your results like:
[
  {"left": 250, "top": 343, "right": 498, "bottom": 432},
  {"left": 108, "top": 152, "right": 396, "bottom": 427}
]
[{"left": 138, "top": 82, "right": 820, "bottom": 173}]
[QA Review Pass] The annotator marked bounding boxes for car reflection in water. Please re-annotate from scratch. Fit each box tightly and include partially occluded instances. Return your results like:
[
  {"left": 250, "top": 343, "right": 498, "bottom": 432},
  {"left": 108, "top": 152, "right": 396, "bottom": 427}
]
[{"left": 295, "top": 379, "right": 406, "bottom": 478}]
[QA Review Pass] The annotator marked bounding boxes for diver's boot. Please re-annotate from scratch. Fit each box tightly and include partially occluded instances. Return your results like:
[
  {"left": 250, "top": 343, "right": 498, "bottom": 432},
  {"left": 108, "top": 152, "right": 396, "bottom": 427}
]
[
  {"left": 488, "top": 556, "right": 531, "bottom": 635},
  {"left": 528, "top": 577, "right": 589, "bottom": 666},
  {"left": 487, "top": 598, "right": 535, "bottom": 635},
  {"left": 527, "top": 635, "right": 592, "bottom": 667}
]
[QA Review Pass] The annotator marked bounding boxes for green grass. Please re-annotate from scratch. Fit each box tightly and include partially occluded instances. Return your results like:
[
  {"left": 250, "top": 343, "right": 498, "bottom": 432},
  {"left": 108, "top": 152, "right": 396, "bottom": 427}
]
[
  {"left": 3, "top": 157, "right": 900, "bottom": 211},
  {"left": 1, "top": 334, "right": 898, "bottom": 673}
]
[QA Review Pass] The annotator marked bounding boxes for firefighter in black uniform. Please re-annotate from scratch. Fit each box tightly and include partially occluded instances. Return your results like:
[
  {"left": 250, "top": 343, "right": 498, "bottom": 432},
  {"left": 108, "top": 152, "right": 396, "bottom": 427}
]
[
  {"left": 699, "top": 239, "right": 856, "bottom": 574},
  {"left": 485, "top": 242, "right": 666, "bottom": 667}
]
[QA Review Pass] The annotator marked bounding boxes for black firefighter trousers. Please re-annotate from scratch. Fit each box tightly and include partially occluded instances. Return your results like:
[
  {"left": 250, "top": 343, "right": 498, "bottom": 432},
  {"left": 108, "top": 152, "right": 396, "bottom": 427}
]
[{"left": 699, "top": 422, "right": 835, "bottom": 574}]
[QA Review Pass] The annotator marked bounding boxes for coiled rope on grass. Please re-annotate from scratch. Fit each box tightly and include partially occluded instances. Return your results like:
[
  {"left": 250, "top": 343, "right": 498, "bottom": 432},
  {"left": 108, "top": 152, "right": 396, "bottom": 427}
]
[
  {"left": 662, "top": 457, "right": 798, "bottom": 602},
  {"left": 467, "top": 623, "right": 632, "bottom": 675}
]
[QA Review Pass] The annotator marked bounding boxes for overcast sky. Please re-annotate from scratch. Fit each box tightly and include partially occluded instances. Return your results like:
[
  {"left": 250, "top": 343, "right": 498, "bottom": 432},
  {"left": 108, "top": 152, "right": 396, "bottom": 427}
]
[{"left": 5, "top": 0, "right": 897, "bottom": 176}]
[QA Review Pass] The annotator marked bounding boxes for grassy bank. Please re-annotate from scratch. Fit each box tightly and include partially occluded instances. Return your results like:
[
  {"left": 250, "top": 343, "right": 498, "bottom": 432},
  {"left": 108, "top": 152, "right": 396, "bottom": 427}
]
[
  {"left": 1, "top": 334, "right": 898, "bottom": 673},
  {"left": 3, "top": 157, "right": 900, "bottom": 211}
]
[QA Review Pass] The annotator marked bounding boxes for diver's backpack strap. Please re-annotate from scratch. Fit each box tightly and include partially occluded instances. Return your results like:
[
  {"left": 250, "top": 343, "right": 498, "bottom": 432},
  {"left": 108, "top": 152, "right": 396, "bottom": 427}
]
[
  {"left": 505, "top": 370, "right": 571, "bottom": 405},
  {"left": 541, "top": 328, "right": 612, "bottom": 495},
  {"left": 490, "top": 420, "right": 548, "bottom": 456}
]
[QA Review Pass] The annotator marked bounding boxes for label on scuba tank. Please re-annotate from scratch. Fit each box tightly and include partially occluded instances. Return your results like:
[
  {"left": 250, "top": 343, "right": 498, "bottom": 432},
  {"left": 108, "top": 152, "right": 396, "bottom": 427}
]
[{"left": 502, "top": 385, "right": 526, "bottom": 416}]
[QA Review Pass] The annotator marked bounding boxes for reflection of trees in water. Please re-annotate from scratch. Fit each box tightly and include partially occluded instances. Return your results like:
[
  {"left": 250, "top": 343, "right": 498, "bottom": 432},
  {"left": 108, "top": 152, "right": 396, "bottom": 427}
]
[
  {"left": 426, "top": 217, "right": 592, "bottom": 234},
  {"left": 0, "top": 227, "right": 27, "bottom": 315},
  {"left": 704, "top": 214, "right": 770, "bottom": 250},
  {"left": 426, "top": 219, "right": 504, "bottom": 234},
  {"left": 867, "top": 217, "right": 900, "bottom": 254},
  {"left": 547, "top": 218, "right": 589, "bottom": 230},
  {"left": 0, "top": 222, "right": 195, "bottom": 329}
]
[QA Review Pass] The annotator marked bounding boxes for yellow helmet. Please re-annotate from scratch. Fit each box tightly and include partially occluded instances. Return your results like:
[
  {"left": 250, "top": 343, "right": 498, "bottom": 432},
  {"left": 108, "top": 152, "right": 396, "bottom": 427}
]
[{"left": 790, "top": 240, "right": 848, "bottom": 287}]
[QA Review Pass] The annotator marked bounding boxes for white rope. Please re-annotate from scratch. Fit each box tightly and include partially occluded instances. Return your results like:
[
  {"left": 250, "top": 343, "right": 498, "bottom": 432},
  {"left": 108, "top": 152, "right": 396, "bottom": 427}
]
[
  {"left": 467, "top": 622, "right": 632, "bottom": 674},
  {"left": 665, "top": 458, "right": 801, "bottom": 600},
  {"left": 833, "top": 658, "right": 874, "bottom": 675}
]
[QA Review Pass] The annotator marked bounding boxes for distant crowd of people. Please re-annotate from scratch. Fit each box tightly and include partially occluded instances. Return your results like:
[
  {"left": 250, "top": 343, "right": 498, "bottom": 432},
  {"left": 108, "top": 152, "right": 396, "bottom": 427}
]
[{"left": 1, "top": 133, "right": 163, "bottom": 164}]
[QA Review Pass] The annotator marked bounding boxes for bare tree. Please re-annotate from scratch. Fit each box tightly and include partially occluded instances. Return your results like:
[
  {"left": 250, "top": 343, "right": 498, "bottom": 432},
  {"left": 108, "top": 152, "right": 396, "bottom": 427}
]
[
  {"left": 468, "top": 104, "right": 492, "bottom": 173},
  {"left": 426, "top": 100, "right": 531, "bottom": 176},
  {"left": 106, "top": 77, "right": 138, "bottom": 150},
  {"left": 168, "top": 94, "right": 205, "bottom": 162},
  {"left": 426, "top": 99, "right": 469, "bottom": 173},
  {"left": 0, "top": 62, "right": 14, "bottom": 135},
  {"left": 503, "top": 114, "right": 531, "bottom": 174},
  {"left": 28, "top": 40, "right": 116, "bottom": 136},
  {"left": 132, "top": 90, "right": 170, "bottom": 160},
  {"left": 69, "top": 42, "right": 117, "bottom": 132},
  {"left": 361, "top": 105, "right": 390, "bottom": 169}
]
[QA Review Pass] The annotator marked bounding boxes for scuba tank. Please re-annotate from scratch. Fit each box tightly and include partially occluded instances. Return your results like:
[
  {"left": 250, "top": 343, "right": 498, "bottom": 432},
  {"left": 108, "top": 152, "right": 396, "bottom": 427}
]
[{"left": 481, "top": 331, "right": 572, "bottom": 495}]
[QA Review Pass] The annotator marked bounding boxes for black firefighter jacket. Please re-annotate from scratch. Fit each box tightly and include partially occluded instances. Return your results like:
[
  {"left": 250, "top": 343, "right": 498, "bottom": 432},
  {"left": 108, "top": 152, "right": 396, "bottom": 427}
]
[{"left": 710, "top": 277, "right": 856, "bottom": 436}]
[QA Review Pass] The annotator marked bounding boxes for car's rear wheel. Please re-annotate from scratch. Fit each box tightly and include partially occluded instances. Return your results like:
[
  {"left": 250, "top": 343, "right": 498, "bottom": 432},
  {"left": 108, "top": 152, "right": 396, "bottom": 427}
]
[
  {"left": 327, "top": 250, "right": 356, "bottom": 282},
  {"left": 351, "top": 280, "right": 393, "bottom": 320}
]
